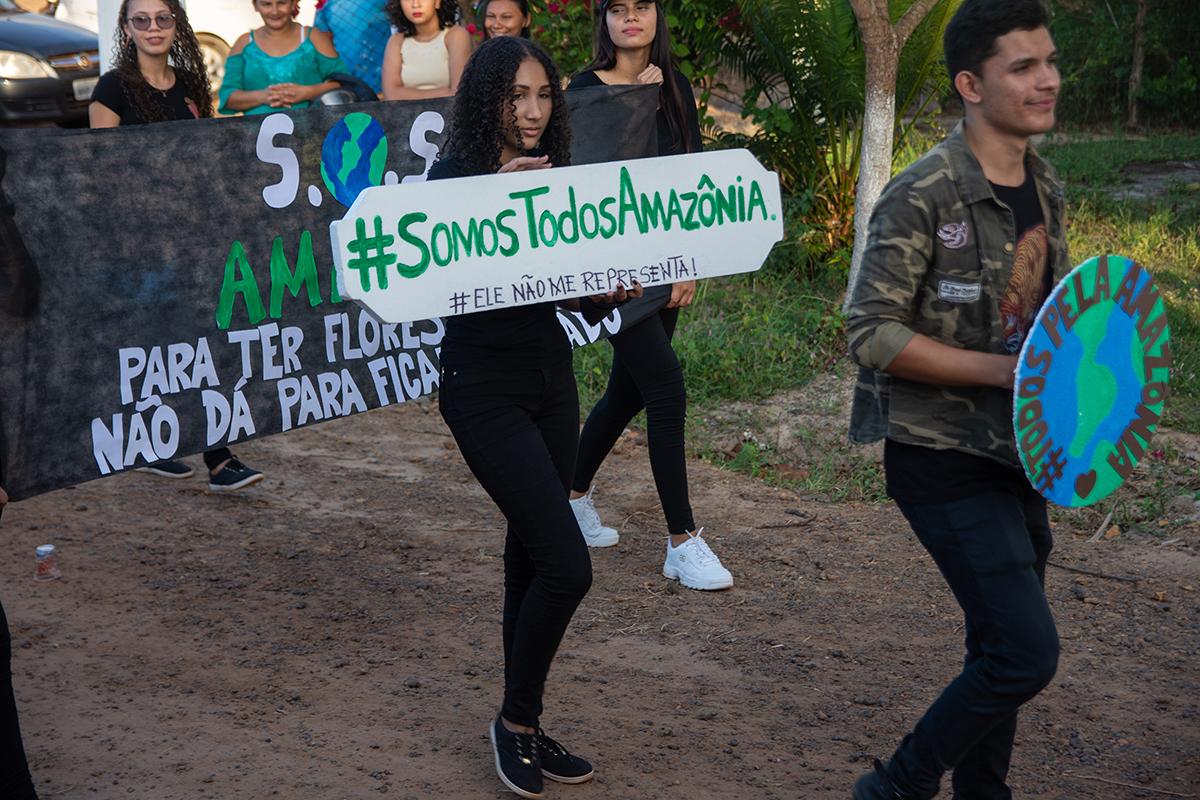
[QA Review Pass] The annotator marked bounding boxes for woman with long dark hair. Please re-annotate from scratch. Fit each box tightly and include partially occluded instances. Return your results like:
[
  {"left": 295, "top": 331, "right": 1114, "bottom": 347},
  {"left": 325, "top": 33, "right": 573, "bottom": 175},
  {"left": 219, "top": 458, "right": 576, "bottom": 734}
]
[
  {"left": 430, "top": 35, "right": 640, "bottom": 798},
  {"left": 90, "top": 0, "right": 264, "bottom": 493},
  {"left": 567, "top": 0, "right": 733, "bottom": 590},
  {"left": 476, "top": 0, "right": 531, "bottom": 39},
  {"left": 381, "top": 0, "right": 471, "bottom": 100},
  {"left": 89, "top": 0, "right": 211, "bottom": 125}
]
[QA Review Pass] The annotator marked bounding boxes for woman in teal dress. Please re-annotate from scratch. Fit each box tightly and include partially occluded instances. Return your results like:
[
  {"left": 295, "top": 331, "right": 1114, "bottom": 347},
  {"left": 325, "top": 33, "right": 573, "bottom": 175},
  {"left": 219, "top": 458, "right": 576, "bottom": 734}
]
[{"left": 219, "top": 0, "right": 347, "bottom": 115}]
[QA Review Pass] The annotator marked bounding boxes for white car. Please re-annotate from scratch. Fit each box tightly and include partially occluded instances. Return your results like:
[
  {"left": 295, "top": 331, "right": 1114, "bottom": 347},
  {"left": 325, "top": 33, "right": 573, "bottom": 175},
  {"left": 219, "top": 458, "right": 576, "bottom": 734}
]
[{"left": 54, "top": 0, "right": 314, "bottom": 89}]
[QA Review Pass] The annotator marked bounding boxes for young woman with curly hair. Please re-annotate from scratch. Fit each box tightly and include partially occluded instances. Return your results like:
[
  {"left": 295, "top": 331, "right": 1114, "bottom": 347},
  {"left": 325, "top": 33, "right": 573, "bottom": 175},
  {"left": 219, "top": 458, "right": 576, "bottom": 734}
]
[
  {"left": 89, "top": 0, "right": 264, "bottom": 493},
  {"left": 566, "top": 0, "right": 734, "bottom": 591},
  {"left": 430, "top": 35, "right": 640, "bottom": 798},
  {"left": 381, "top": 0, "right": 471, "bottom": 100},
  {"left": 88, "top": 0, "right": 212, "bottom": 125}
]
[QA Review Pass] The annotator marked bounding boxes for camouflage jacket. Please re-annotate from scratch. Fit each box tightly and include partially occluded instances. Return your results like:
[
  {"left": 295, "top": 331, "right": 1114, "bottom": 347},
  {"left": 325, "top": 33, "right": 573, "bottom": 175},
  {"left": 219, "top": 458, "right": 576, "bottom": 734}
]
[{"left": 845, "top": 122, "right": 1071, "bottom": 466}]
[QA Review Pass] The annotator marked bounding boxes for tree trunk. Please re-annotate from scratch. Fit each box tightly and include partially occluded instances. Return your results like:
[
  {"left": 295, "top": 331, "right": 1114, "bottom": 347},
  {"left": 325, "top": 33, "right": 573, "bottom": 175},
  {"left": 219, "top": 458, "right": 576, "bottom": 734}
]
[
  {"left": 848, "top": 46, "right": 899, "bottom": 308},
  {"left": 1128, "top": 0, "right": 1147, "bottom": 128},
  {"left": 844, "top": 0, "right": 942, "bottom": 309}
]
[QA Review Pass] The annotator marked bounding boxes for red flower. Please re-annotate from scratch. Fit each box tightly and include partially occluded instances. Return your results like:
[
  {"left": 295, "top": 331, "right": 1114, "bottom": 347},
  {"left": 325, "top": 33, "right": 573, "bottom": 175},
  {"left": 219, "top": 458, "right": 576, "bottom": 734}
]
[
  {"left": 548, "top": 1, "right": 561, "bottom": 12},
  {"left": 467, "top": 22, "right": 478, "bottom": 33}
]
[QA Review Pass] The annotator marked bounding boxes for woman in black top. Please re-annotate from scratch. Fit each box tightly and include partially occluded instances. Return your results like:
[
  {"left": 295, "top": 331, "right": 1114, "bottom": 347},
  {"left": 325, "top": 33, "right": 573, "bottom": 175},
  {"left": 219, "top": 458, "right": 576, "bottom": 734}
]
[
  {"left": 566, "top": 0, "right": 733, "bottom": 591},
  {"left": 89, "top": 0, "right": 210, "bottom": 126},
  {"left": 431, "top": 36, "right": 639, "bottom": 799},
  {"left": 89, "top": 0, "right": 263, "bottom": 492}
]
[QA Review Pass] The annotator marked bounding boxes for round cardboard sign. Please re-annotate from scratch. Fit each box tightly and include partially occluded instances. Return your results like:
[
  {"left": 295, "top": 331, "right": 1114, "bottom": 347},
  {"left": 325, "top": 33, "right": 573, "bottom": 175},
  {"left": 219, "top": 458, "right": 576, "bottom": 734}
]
[{"left": 1013, "top": 255, "right": 1172, "bottom": 507}]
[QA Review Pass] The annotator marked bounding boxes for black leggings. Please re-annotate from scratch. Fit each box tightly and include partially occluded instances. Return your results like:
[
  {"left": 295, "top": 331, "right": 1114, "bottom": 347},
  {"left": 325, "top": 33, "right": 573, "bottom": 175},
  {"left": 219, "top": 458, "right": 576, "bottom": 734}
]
[
  {"left": 439, "top": 358, "right": 592, "bottom": 728},
  {"left": 573, "top": 307, "right": 695, "bottom": 536},
  {"left": 0, "top": 598, "right": 37, "bottom": 800}
]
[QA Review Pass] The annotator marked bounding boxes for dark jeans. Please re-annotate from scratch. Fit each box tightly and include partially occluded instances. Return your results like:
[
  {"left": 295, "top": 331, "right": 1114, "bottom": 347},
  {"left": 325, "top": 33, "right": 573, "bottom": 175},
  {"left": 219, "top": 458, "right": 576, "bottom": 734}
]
[
  {"left": 888, "top": 486, "right": 1059, "bottom": 800},
  {"left": 1, "top": 599, "right": 37, "bottom": 800},
  {"left": 573, "top": 307, "right": 695, "bottom": 536},
  {"left": 203, "top": 448, "right": 233, "bottom": 472},
  {"left": 439, "top": 358, "right": 592, "bottom": 728}
]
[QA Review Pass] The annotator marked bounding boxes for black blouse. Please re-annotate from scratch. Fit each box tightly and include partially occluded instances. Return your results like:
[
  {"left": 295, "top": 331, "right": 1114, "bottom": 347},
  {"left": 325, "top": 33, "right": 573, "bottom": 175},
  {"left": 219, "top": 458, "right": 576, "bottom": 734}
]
[
  {"left": 426, "top": 154, "right": 572, "bottom": 369},
  {"left": 568, "top": 68, "right": 703, "bottom": 157}
]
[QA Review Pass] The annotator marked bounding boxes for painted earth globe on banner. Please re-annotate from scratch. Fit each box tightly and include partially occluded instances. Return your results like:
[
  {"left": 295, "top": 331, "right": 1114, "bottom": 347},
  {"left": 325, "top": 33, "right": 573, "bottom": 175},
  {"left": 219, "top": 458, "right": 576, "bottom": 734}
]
[
  {"left": 321, "top": 112, "right": 388, "bottom": 207},
  {"left": 1014, "top": 255, "right": 1172, "bottom": 508}
]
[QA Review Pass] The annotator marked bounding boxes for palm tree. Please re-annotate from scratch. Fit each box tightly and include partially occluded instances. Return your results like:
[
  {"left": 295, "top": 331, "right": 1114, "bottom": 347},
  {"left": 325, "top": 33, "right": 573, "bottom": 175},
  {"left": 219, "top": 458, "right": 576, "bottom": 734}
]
[{"left": 712, "top": 0, "right": 957, "bottom": 267}]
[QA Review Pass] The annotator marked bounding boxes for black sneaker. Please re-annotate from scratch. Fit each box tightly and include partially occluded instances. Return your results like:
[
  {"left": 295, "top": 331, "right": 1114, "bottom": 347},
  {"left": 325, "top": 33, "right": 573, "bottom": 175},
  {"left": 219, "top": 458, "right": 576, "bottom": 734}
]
[
  {"left": 489, "top": 717, "right": 543, "bottom": 798},
  {"left": 853, "top": 759, "right": 911, "bottom": 800},
  {"left": 137, "top": 460, "right": 195, "bottom": 479},
  {"left": 537, "top": 729, "right": 594, "bottom": 784},
  {"left": 207, "top": 458, "right": 264, "bottom": 492}
]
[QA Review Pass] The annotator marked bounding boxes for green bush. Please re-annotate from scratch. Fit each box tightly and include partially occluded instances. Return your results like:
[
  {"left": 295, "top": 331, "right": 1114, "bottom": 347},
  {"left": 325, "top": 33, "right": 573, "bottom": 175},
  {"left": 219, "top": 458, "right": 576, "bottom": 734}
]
[
  {"left": 712, "top": 0, "right": 958, "bottom": 264},
  {"left": 1048, "top": 0, "right": 1200, "bottom": 128}
]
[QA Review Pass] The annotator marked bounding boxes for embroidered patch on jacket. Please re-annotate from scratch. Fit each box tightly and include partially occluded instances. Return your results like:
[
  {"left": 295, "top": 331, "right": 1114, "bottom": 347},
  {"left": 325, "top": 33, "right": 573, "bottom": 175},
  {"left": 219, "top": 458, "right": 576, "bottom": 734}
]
[
  {"left": 936, "top": 222, "right": 969, "bottom": 249},
  {"left": 938, "top": 280, "right": 982, "bottom": 303}
]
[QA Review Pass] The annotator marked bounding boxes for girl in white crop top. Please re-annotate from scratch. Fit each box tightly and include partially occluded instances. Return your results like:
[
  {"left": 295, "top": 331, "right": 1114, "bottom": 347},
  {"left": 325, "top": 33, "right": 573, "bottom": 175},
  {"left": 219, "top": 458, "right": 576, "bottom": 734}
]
[{"left": 382, "top": 0, "right": 471, "bottom": 99}]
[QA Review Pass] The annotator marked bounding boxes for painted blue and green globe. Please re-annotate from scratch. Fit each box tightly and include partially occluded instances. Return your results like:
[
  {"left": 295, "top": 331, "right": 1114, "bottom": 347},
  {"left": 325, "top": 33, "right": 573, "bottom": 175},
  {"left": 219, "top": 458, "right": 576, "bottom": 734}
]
[
  {"left": 321, "top": 112, "right": 388, "bottom": 207},
  {"left": 1014, "top": 255, "right": 1172, "bottom": 507}
]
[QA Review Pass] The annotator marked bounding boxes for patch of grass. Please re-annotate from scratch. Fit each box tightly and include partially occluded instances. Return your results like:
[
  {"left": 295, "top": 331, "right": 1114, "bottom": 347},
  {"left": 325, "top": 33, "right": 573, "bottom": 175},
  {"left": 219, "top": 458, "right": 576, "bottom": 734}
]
[
  {"left": 574, "top": 196, "right": 846, "bottom": 412},
  {"left": 573, "top": 268, "right": 845, "bottom": 411},
  {"left": 1041, "top": 135, "right": 1200, "bottom": 432},
  {"left": 1040, "top": 135, "right": 1200, "bottom": 193}
]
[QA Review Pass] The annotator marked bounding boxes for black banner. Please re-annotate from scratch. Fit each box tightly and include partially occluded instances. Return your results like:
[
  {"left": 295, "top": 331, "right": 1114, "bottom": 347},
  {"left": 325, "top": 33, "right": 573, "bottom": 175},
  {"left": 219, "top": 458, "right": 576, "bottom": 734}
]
[{"left": 0, "top": 85, "right": 660, "bottom": 501}]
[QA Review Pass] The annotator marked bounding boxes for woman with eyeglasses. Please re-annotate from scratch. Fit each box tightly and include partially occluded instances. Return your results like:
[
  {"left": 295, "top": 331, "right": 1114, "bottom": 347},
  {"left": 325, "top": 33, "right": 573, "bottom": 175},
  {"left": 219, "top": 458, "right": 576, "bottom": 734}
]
[
  {"left": 90, "top": 0, "right": 265, "bottom": 493},
  {"left": 219, "top": 0, "right": 348, "bottom": 116},
  {"left": 476, "top": 0, "right": 531, "bottom": 39},
  {"left": 430, "top": 35, "right": 641, "bottom": 798},
  {"left": 381, "top": 0, "right": 471, "bottom": 101},
  {"left": 566, "top": 0, "right": 734, "bottom": 591},
  {"left": 89, "top": 0, "right": 210, "bottom": 125}
]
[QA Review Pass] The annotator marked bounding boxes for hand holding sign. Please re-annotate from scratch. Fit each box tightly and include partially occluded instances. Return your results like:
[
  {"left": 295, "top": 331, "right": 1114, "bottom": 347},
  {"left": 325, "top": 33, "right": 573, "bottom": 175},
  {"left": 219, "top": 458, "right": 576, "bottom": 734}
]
[
  {"left": 1014, "top": 255, "right": 1172, "bottom": 507},
  {"left": 328, "top": 149, "right": 784, "bottom": 324},
  {"left": 498, "top": 155, "right": 553, "bottom": 174}
]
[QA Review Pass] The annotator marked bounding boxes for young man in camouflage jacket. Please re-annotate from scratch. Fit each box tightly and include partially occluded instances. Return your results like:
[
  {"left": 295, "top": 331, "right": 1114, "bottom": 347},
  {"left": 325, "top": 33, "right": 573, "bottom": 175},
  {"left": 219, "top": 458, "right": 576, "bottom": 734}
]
[{"left": 846, "top": 1, "right": 1070, "bottom": 798}]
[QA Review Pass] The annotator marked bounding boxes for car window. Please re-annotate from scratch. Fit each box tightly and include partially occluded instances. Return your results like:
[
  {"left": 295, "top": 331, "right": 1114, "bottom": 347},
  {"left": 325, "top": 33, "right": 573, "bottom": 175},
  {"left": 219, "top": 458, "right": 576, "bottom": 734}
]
[{"left": 0, "top": 0, "right": 22, "bottom": 12}]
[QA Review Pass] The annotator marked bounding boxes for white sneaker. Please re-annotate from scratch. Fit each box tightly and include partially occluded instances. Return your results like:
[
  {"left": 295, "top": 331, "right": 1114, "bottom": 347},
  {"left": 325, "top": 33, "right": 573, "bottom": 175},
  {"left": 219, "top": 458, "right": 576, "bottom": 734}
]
[
  {"left": 662, "top": 528, "right": 733, "bottom": 590},
  {"left": 570, "top": 486, "right": 619, "bottom": 548}
]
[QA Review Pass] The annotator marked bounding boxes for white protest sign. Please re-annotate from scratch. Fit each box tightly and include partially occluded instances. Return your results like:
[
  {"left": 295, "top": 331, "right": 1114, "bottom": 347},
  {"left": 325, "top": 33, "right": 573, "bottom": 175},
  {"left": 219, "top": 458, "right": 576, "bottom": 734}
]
[{"left": 329, "top": 149, "right": 784, "bottom": 323}]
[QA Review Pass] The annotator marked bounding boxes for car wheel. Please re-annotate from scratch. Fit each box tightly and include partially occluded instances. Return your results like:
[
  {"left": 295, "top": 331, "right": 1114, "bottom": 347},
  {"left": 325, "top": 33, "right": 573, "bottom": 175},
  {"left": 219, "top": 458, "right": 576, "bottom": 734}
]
[{"left": 197, "top": 33, "right": 230, "bottom": 93}]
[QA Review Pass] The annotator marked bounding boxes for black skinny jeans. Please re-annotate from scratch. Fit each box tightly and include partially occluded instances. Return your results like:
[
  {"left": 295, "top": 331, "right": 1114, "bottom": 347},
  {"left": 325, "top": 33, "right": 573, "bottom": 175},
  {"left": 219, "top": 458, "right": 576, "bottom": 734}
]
[
  {"left": 888, "top": 486, "right": 1059, "bottom": 800},
  {"left": 439, "top": 358, "right": 592, "bottom": 728},
  {"left": 1, "top": 597, "right": 37, "bottom": 800},
  {"left": 573, "top": 307, "right": 695, "bottom": 536}
]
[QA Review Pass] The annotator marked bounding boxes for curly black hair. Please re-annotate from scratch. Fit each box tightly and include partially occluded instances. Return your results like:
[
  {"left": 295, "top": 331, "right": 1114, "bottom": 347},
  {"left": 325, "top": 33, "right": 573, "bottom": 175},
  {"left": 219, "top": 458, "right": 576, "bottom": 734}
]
[
  {"left": 111, "top": 0, "right": 213, "bottom": 123},
  {"left": 386, "top": 0, "right": 462, "bottom": 36},
  {"left": 442, "top": 36, "right": 571, "bottom": 177}
]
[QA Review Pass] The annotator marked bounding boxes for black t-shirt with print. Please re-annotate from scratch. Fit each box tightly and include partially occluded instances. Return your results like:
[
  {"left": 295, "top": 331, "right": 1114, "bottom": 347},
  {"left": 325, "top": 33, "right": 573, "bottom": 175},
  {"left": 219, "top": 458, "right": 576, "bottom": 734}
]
[
  {"left": 92, "top": 70, "right": 200, "bottom": 125},
  {"left": 885, "top": 168, "right": 1050, "bottom": 504}
]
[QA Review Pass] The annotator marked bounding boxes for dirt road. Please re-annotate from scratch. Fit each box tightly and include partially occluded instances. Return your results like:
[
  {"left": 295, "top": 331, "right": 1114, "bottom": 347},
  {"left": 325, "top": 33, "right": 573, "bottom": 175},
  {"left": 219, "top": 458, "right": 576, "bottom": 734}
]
[{"left": 3, "top": 401, "right": 1197, "bottom": 799}]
